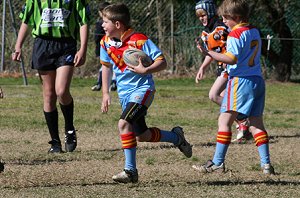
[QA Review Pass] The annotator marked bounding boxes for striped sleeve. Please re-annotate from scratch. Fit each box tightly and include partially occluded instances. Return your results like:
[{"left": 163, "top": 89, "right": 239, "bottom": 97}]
[
  {"left": 76, "top": 0, "right": 91, "bottom": 26},
  {"left": 20, "top": 0, "right": 35, "bottom": 26}
]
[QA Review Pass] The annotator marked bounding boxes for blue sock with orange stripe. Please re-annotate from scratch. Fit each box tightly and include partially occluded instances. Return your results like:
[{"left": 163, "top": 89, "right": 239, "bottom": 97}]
[
  {"left": 254, "top": 131, "right": 270, "bottom": 167},
  {"left": 121, "top": 132, "right": 137, "bottom": 171},
  {"left": 149, "top": 127, "right": 178, "bottom": 144},
  {"left": 212, "top": 131, "right": 232, "bottom": 166}
]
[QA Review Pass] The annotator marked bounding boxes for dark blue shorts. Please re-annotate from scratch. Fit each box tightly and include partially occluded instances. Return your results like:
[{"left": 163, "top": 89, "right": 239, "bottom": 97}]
[{"left": 32, "top": 37, "right": 77, "bottom": 71}]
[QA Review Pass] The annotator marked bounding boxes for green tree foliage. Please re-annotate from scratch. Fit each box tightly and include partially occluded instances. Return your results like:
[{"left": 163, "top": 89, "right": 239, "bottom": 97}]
[{"left": 2, "top": 0, "right": 300, "bottom": 81}]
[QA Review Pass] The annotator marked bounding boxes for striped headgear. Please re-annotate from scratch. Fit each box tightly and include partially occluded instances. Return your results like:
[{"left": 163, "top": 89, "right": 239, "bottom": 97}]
[{"left": 195, "top": 0, "right": 216, "bottom": 19}]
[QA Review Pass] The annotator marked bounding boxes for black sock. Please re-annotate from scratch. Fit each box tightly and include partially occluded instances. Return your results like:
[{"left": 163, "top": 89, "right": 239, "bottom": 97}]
[
  {"left": 60, "top": 99, "right": 75, "bottom": 132},
  {"left": 44, "top": 109, "right": 60, "bottom": 142}
]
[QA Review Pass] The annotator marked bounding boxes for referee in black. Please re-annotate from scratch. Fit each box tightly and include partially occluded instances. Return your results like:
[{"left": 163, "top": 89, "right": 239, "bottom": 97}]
[{"left": 12, "top": 0, "right": 91, "bottom": 153}]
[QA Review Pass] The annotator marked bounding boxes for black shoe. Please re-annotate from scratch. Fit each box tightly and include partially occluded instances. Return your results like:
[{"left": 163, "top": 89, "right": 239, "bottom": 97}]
[
  {"left": 48, "top": 140, "right": 63, "bottom": 153},
  {"left": 0, "top": 161, "right": 4, "bottom": 172},
  {"left": 91, "top": 84, "right": 101, "bottom": 91},
  {"left": 65, "top": 130, "right": 77, "bottom": 152}
]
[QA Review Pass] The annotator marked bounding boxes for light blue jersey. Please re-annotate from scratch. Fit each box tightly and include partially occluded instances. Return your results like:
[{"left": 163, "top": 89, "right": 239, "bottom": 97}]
[
  {"left": 224, "top": 23, "right": 262, "bottom": 77},
  {"left": 100, "top": 29, "right": 164, "bottom": 109},
  {"left": 221, "top": 23, "right": 265, "bottom": 116}
]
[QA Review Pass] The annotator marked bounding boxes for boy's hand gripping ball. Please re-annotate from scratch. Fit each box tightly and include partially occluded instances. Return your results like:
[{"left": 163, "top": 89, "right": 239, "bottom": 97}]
[{"left": 123, "top": 48, "right": 153, "bottom": 67}]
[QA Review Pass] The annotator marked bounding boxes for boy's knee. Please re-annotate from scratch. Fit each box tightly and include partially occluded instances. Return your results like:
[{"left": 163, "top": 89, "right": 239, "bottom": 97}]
[
  {"left": 249, "top": 126, "right": 259, "bottom": 135},
  {"left": 118, "top": 119, "right": 130, "bottom": 132}
]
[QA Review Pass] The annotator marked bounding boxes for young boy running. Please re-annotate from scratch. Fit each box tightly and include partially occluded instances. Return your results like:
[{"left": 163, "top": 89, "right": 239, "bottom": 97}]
[
  {"left": 193, "top": 0, "right": 275, "bottom": 174},
  {"left": 100, "top": 3, "right": 192, "bottom": 183}
]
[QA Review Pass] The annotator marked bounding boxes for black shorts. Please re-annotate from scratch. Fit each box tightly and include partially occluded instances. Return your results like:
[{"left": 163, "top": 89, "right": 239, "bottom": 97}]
[
  {"left": 216, "top": 63, "right": 225, "bottom": 77},
  {"left": 32, "top": 37, "right": 77, "bottom": 71},
  {"left": 120, "top": 102, "right": 148, "bottom": 135}
]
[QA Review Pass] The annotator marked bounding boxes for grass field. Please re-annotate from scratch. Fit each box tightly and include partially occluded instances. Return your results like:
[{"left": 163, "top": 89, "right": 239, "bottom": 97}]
[{"left": 0, "top": 76, "right": 299, "bottom": 198}]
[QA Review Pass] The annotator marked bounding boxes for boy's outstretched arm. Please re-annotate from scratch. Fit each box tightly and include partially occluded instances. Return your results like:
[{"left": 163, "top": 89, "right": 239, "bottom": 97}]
[{"left": 195, "top": 55, "right": 213, "bottom": 83}]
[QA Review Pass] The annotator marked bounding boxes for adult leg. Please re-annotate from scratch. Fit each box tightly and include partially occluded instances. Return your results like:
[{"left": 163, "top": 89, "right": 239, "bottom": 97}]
[
  {"left": 55, "top": 66, "right": 73, "bottom": 105},
  {"left": 56, "top": 66, "right": 77, "bottom": 152},
  {"left": 39, "top": 70, "right": 62, "bottom": 153}
]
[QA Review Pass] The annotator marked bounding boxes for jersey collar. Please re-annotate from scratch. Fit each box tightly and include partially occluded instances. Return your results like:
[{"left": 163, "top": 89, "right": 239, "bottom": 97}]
[
  {"left": 120, "top": 28, "right": 135, "bottom": 42},
  {"left": 232, "top": 23, "right": 249, "bottom": 31}
]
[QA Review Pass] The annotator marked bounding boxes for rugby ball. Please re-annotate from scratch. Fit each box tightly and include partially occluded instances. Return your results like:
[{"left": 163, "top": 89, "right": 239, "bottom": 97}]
[{"left": 123, "top": 48, "right": 153, "bottom": 67}]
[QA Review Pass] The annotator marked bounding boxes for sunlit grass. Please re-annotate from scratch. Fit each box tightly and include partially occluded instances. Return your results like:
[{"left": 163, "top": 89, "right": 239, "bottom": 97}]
[{"left": 0, "top": 77, "right": 299, "bottom": 197}]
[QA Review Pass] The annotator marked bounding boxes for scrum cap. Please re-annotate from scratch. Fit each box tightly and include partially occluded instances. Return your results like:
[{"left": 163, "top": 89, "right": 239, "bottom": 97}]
[{"left": 195, "top": 0, "right": 216, "bottom": 19}]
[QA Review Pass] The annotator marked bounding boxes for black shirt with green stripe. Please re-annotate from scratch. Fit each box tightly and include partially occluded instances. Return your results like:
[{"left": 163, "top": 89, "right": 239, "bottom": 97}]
[{"left": 20, "top": 0, "right": 91, "bottom": 40}]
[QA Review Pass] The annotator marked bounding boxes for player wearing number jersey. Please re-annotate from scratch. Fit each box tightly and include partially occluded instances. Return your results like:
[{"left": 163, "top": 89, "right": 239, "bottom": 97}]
[
  {"left": 193, "top": 0, "right": 274, "bottom": 175},
  {"left": 224, "top": 24, "right": 262, "bottom": 77},
  {"left": 220, "top": 25, "right": 264, "bottom": 115},
  {"left": 12, "top": 0, "right": 90, "bottom": 153},
  {"left": 194, "top": 0, "right": 251, "bottom": 144}
]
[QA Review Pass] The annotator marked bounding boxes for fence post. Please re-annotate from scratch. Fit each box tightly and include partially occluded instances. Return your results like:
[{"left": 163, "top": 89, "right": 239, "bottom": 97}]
[
  {"left": 170, "top": 0, "right": 175, "bottom": 74},
  {"left": 8, "top": 0, "right": 28, "bottom": 85},
  {"left": 1, "top": 0, "right": 7, "bottom": 72}
]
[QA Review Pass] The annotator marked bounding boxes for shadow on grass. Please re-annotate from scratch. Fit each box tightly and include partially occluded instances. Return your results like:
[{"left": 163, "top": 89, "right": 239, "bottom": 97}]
[
  {"left": 2, "top": 181, "right": 120, "bottom": 189},
  {"left": 187, "top": 179, "right": 300, "bottom": 186},
  {"left": 270, "top": 134, "right": 300, "bottom": 139},
  {"left": 4, "top": 134, "right": 299, "bottom": 166},
  {"left": 77, "top": 179, "right": 300, "bottom": 188},
  {"left": 6, "top": 178, "right": 300, "bottom": 190}
]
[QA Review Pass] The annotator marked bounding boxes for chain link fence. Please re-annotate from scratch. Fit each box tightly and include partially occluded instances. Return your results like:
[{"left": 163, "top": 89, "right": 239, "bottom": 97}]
[{"left": 1, "top": 0, "right": 300, "bottom": 78}]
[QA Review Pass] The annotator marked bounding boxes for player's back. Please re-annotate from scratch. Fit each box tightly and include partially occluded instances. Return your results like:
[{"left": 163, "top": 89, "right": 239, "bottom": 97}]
[{"left": 226, "top": 24, "right": 262, "bottom": 77}]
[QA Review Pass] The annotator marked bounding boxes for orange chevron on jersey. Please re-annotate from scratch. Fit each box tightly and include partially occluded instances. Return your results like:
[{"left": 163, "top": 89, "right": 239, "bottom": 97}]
[{"left": 100, "top": 29, "right": 149, "bottom": 72}]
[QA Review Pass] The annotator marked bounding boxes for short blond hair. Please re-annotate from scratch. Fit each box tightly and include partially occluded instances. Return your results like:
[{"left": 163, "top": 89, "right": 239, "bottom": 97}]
[{"left": 218, "top": 0, "right": 250, "bottom": 21}]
